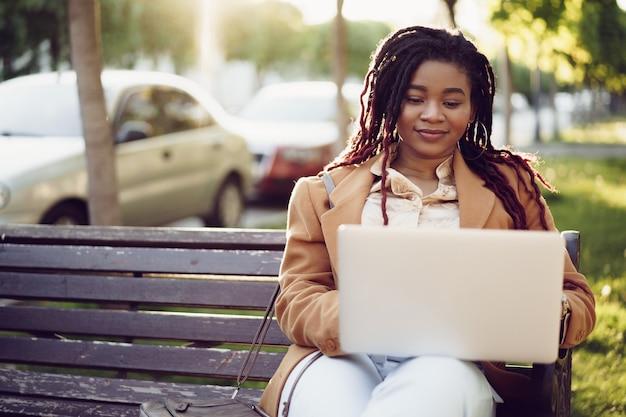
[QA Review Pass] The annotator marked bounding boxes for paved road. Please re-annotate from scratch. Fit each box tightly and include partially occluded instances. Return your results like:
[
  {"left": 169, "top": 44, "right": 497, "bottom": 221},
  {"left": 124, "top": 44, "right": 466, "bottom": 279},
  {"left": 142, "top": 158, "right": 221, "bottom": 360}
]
[
  {"left": 166, "top": 200, "right": 288, "bottom": 229},
  {"left": 493, "top": 107, "right": 626, "bottom": 158},
  {"left": 520, "top": 142, "right": 626, "bottom": 158}
]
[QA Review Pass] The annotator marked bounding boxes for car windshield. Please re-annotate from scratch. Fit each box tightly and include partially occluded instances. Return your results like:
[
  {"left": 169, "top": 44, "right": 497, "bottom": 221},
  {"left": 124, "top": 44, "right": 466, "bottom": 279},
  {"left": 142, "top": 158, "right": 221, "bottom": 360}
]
[
  {"left": 239, "top": 95, "right": 340, "bottom": 123},
  {"left": 0, "top": 83, "right": 83, "bottom": 137}
]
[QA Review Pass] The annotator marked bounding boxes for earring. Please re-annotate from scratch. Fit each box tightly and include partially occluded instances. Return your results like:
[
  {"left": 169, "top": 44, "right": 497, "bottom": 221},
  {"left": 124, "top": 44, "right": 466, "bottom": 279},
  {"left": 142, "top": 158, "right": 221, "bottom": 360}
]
[
  {"left": 460, "top": 120, "right": 488, "bottom": 160},
  {"left": 475, "top": 121, "right": 489, "bottom": 148},
  {"left": 459, "top": 125, "right": 472, "bottom": 149}
]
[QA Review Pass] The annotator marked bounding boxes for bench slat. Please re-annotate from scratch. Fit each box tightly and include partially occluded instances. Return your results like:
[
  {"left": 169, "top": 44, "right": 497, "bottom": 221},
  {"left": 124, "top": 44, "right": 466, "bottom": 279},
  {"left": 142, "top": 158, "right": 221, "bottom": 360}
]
[
  {"left": 0, "top": 368, "right": 264, "bottom": 405},
  {"left": 0, "top": 272, "right": 278, "bottom": 308},
  {"left": 1, "top": 306, "right": 291, "bottom": 346},
  {"left": 0, "top": 336, "right": 284, "bottom": 380},
  {"left": 0, "top": 394, "right": 138, "bottom": 417},
  {"left": 0, "top": 224, "right": 287, "bottom": 250},
  {"left": 0, "top": 243, "right": 283, "bottom": 275}
]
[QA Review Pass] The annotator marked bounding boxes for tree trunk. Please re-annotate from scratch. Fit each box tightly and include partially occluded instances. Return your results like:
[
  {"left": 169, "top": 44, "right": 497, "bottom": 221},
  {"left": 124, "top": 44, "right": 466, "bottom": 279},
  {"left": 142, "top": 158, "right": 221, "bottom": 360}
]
[
  {"left": 531, "top": 66, "right": 542, "bottom": 143},
  {"left": 333, "top": 0, "right": 348, "bottom": 156},
  {"left": 499, "top": 45, "right": 513, "bottom": 146},
  {"left": 548, "top": 74, "right": 559, "bottom": 141},
  {"left": 67, "top": 0, "right": 121, "bottom": 225},
  {"left": 443, "top": 0, "right": 457, "bottom": 27}
]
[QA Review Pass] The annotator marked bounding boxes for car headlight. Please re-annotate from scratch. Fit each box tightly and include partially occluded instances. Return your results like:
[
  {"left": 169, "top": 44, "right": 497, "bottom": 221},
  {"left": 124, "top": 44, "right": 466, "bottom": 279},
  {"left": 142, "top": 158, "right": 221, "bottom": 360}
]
[{"left": 0, "top": 182, "right": 10, "bottom": 210}]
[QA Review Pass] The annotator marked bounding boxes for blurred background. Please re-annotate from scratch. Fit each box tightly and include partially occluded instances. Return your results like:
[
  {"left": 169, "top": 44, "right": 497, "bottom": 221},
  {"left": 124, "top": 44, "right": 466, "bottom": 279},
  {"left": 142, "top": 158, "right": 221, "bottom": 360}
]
[
  {"left": 0, "top": 1, "right": 625, "bottom": 416},
  {"left": 2, "top": 0, "right": 625, "bottom": 144}
]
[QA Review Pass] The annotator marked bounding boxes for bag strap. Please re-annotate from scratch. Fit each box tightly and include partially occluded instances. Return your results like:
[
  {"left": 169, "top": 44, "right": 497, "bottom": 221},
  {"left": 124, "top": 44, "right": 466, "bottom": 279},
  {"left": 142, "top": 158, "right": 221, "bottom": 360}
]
[
  {"left": 281, "top": 351, "right": 323, "bottom": 417},
  {"left": 281, "top": 173, "right": 333, "bottom": 415},
  {"left": 321, "top": 172, "right": 335, "bottom": 209},
  {"left": 233, "top": 282, "right": 280, "bottom": 398},
  {"left": 234, "top": 172, "right": 335, "bottom": 399}
]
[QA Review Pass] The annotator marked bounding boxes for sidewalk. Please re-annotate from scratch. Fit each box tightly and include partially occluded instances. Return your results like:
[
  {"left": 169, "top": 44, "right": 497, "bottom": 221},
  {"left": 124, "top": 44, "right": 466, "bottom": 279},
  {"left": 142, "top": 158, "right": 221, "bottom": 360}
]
[{"left": 519, "top": 142, "right": 626, "bottom": 159}]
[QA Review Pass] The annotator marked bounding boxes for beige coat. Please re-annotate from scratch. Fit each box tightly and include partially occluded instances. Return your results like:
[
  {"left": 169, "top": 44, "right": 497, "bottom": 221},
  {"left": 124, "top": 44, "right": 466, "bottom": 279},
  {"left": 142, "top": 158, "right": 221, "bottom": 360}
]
[{"left": 259, "top": 149, "right": 596, "bottom": 416}]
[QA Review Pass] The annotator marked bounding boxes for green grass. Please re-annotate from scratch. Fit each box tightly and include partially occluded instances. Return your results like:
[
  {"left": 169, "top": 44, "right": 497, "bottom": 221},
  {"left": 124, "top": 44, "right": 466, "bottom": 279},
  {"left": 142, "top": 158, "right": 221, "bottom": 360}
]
[
  {"left": 559, "top": 118, "right": 626, "bottom": 145},
  {"left": 537, "top": 153, "right": 626, "bottom": 417},
  {"left": 540, "top": 157, "right": 626, "bottom": 280}
]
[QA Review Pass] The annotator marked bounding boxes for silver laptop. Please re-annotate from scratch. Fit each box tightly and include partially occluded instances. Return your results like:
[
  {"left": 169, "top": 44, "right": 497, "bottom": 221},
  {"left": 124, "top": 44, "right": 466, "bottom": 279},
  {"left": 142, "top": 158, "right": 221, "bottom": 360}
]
[{"left": 337, "top": 225, "right": 565, "bottom": 363}]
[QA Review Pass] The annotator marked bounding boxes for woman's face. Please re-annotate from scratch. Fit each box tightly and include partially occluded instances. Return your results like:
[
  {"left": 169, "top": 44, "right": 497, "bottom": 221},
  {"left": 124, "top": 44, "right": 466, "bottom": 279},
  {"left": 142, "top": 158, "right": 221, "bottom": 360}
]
[{"left": 396, "top": 60, "right": 474, "bottom": 161}]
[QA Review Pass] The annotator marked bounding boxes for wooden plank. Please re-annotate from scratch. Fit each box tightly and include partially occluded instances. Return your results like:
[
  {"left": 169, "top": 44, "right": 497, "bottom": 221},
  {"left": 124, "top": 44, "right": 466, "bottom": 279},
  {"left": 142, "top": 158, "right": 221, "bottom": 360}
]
[
  {"left": 0, "top": 243, "right": 283, "bottom": 275},
  {"left": 1, "top": 306, "right": 291, "bottom": 346},
  {"left": 0, "top": 368, "right": 264, "bottom": 405},
  {"left": 0, "top": 336, "right": 284, "bottom": 380},
  {"left": 0, "top": 272, "right": 278, "bottom": 308},
  {"left": 0, "top": 224, "right": 286, "bottom": 250},
  {"left": 0, "top": 394, "right": 138, "bottom": 417}
]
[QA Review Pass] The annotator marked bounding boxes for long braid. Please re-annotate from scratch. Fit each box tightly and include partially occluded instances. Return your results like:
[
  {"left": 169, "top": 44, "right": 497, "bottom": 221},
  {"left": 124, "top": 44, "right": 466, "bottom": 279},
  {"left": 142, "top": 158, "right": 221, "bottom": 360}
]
[{"left": 326, "top": 26, "right": 555, "bottom": 229}]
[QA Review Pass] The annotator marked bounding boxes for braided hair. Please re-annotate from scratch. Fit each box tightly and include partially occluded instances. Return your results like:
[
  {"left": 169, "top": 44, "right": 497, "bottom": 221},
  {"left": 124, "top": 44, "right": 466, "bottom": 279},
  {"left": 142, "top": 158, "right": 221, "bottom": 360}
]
[{"left": 326, "top": 26, "right": 554, "bottom": 230}]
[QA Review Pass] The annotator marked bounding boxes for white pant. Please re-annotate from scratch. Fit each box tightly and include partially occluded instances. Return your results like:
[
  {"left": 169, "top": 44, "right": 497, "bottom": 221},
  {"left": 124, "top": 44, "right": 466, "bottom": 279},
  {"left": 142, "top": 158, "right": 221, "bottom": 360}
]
[{"left": 278, "top": 352, "right": 496, "bottom": 417}]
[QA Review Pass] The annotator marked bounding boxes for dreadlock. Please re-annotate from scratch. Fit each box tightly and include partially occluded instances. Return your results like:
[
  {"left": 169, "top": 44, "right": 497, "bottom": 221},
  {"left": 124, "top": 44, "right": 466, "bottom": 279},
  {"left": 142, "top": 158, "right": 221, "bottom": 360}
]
[{"left": 326, "top": 26, "right": 554, "bottom": 230}]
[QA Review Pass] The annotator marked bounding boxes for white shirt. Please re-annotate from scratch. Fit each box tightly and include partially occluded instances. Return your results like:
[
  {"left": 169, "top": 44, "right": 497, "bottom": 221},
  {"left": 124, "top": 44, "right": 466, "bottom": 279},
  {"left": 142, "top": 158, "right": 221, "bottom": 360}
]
[{"left": 361, "top": 153, "right": 460, "bottom": 229}]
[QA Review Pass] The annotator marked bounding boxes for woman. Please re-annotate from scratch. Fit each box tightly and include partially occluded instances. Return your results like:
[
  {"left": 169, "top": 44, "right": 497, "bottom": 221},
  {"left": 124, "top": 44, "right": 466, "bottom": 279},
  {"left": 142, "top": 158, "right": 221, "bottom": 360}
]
[{"left": 258, "top": 26, "right": 595, "bottom": 417}]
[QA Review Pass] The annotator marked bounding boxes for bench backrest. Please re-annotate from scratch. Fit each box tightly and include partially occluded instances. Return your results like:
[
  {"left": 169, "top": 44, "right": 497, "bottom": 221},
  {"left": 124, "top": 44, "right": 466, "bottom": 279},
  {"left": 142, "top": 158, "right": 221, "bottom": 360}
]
[{"left": 0, "top": 224, "right": 289, "bottom": 384}]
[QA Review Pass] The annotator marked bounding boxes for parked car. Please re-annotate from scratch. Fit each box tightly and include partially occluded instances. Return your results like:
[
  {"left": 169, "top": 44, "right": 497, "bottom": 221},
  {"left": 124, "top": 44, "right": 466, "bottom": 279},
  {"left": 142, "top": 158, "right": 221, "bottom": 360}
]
[
  {"left": 0, "top": 70, "right": 253, "bottom": 227},
  {"left": 230, "top": 81, "right": 362, "bottom": 199}
]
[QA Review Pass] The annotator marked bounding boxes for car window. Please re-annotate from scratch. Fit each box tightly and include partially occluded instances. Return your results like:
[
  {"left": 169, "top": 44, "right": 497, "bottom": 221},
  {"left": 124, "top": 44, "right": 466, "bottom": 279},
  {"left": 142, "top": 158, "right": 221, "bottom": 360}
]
[
  {"left": 0, "top": 83, "right": 83, "bottom": 137},
  {"left": 159, "top": 88, "right": 214, "bottom": 133},
  {"left": 117, "top": 88, "right": 162, "bottom": 138},
  {"left": 116, "top": 87, "right": 214, "bottom": 141}
]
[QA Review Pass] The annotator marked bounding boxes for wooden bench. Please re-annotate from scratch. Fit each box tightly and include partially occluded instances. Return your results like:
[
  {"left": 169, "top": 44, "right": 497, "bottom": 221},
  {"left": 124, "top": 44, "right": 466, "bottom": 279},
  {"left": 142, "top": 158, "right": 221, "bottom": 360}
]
[{"left": 0, "top": 224, "right": 578, "bottom": 417}]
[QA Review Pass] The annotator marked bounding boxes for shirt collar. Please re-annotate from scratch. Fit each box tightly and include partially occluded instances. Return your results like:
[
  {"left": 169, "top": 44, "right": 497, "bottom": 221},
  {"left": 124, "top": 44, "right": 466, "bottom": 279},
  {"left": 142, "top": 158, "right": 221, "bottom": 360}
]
[{"left": 369, "top": 147, "right": 456, "bottom": 200}]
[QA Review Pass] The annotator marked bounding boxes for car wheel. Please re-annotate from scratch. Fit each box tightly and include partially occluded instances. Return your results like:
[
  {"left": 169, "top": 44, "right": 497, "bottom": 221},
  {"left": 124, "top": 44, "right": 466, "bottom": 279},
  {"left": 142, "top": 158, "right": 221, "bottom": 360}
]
[
  {"left": 40, "top": 202, "right": 89, "bottom": 225},
  {"left": 204, "top": 177, "right": 244, "bottom": 228}
]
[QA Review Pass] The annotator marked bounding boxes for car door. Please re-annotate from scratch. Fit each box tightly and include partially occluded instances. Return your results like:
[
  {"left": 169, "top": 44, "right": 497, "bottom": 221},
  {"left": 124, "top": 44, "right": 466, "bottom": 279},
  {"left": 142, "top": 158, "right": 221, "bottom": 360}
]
[
  {"left": 153, "top": 87, "right": 226, "bottom": 220},
  {"left": 113, "top": 85, "right": 222, "bottom": 226}
]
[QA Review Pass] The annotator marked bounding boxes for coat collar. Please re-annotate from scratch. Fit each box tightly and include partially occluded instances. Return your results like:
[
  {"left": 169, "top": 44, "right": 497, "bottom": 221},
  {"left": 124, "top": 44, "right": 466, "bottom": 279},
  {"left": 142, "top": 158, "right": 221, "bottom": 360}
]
[
  {"left": 320, "top": 157, "right": 376, "bottom": 264},
  {"left": 453, "top": 148, "right": 496, "bottom": 229},
  {"left": 319, "top": 148, "right": 496, "bottom": 268}
]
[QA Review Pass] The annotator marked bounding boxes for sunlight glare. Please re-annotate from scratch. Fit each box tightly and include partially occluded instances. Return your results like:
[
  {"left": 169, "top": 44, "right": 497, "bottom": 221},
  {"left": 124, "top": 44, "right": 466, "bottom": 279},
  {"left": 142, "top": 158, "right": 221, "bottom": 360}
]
[
  {"left": 285, "top": 0, "right": 440, "bottom": 26},
  {"left": 283, "top": 0, "right": 499, "bottom": 56},
  {"left": 284, "top": 0, "right": 494, "bottom": 41}
]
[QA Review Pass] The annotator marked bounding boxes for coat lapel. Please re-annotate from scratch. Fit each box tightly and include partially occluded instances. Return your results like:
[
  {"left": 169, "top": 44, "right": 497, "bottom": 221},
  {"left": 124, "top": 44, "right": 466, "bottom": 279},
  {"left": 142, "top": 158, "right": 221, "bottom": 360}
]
[
  {"left": 453, "top": 148, "right": 496, "bottom": 229},
  {"left": 320, "top": 158, "right": 377, "bottom": 270}
]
